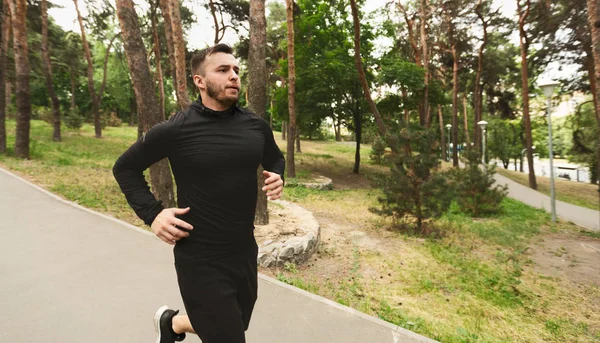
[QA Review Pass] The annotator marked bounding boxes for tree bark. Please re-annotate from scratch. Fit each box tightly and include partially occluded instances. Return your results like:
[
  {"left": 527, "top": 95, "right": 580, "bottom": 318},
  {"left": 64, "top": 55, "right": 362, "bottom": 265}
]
[
  {"left": 452, "top": 43, "right": 459, "bottom": 167},
  {"left": 169, "top": 0, "right": 190, "bottom": 110},
  {"left": 281, "top": 120, "right": 286, "bottom": 140},
  {"left": 285, "top": 0, "right": 296, "bottom": 178},
  {"left": 462, "top": 93, "right": 470, "bottom": 149},
  {"left": 353, "top": 99, "right": 361, "bottom": 174},
  {"left": 585, "top": 0, "right": 600, "bottom": 185},
  {"left": 208, "top": 0, "right": 220, "bottom": 44},
  {"left": 116, "top": 0, "right": 175, "bottom": 208},
  {"left": 295, "top": 131, "right": 301, "bottom": 153},
  {"left": 8, "top": 0, "right": 30, "bottom": 158},
  {"left": 473, "top": 0, "right": 488, "bottom": 153},
  {"left": 249, "top": 0, "right": 268, "bottom": 225},
  {"left": 158, "top": 0, "right": 177, "bottom": 95},
  {"left": 73, "top": 0, "right": 101, "bottom": 138},
  {"left": 518, "top": 0, "right": 537, "bottom": 189},
  {"left": 438, "top": 104, "right": 446, "bottom": 161},
  {"left": 41, "top": 0, "right": 61, "bottom": 142},
  {"left": 151, "top": 10, "right": 165, "bottom": 120},
  {"left": 350, "top": 0, "right": 397, "bottom": 153},
  {"left": 420, "top": 0, "right": 429, "bottom": 127},
  {"left": 0, "top": 0, "right": 10, "bottom": 154}
]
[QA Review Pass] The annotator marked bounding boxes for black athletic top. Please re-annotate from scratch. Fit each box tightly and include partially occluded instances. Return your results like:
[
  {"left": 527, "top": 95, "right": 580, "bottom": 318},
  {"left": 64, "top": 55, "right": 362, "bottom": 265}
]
[{"left": 113, "top": 98, "right": 285, "bottom": 261}]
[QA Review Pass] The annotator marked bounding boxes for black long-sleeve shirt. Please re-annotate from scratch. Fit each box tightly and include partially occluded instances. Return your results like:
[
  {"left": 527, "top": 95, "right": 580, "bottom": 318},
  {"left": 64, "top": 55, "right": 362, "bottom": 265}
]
[{"left": 113, "top": 99, "right": 285, "bottom": 261}]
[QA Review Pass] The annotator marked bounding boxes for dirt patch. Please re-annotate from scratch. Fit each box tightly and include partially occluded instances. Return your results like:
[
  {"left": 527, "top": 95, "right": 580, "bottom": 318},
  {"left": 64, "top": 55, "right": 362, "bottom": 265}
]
[{"left": 528, "top": 230, "right": 600, "bottom": 286}]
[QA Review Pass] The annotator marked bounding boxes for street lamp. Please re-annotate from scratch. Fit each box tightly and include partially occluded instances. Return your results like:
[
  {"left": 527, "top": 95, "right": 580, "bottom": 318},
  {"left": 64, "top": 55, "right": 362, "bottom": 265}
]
[
  {"left": 520, "top": 146, "right": 535, "bottom": 173},
  {"left": 539, "top": 80, "right": 560, "bottom": 222},
  {"left": 477, "top": 120, "right": 488, "bottom": 164},
  {"left": 446, "top": 124, "right": 452, "bottom": 162}
]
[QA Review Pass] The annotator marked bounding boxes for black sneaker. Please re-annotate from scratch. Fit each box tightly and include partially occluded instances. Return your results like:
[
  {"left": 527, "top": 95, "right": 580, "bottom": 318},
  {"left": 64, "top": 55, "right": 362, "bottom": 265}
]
[{"left": 154, "top": 305, "right": 186, "bottom": 343}]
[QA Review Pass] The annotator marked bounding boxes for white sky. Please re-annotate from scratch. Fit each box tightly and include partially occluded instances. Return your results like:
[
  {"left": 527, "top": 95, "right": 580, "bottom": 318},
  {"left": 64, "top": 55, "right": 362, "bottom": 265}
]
[{"left": 48, "top": 0, "right": 576, "bottom": 80}]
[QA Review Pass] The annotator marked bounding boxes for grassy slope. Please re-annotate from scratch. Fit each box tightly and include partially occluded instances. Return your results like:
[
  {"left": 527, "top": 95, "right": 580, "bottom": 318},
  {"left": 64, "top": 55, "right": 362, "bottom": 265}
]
[{"left": 1, "top": 120, "right": 599, "bottom": 342}]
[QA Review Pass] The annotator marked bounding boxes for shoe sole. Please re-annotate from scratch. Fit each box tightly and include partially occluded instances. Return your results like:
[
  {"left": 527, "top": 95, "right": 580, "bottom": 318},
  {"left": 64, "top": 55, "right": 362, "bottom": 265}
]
[{"left": 154, "top": 305, "right": 169, "bottom": 343}]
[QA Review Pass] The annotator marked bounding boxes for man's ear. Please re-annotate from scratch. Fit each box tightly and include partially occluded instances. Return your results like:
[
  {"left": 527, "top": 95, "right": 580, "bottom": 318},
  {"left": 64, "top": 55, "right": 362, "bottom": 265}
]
[{"left": 193, "top": 75, "right": 205, "bottom": 90}]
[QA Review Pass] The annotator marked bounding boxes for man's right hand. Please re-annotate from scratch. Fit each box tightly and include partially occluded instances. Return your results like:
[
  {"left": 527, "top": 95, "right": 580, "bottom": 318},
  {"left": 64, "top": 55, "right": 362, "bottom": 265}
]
[{"left": 150, "top": 207, "right": 194, "bottom": 245}]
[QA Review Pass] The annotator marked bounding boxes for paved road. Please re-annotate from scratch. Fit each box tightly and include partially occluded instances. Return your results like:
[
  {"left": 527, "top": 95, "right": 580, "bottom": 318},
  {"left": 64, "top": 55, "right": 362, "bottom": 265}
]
[
  {"left": 0, "top": 167, "right": 436, "bottom": 343},
  {"left": 493, "top": 172, "right": 599, "bottom": 231}
]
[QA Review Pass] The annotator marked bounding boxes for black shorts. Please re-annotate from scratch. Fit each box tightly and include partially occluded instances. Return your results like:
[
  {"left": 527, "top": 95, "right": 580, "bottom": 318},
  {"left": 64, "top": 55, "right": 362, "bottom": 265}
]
[{"left": 174, "top": 243, "right": 258, "bottom": 343}]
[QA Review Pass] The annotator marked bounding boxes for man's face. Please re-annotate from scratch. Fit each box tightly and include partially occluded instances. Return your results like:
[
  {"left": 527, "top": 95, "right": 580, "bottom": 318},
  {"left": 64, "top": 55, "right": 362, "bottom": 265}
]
[{"left": 194, "top": 52, "right": 241, "bottom": 108}]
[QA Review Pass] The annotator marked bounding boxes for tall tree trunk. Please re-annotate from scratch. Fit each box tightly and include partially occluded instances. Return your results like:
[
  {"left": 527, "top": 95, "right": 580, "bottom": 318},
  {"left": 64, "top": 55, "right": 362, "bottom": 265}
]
[
  {"left": 169, "top": 0, "right": 190, "bottom": 110},
  {"left": 452, "top": 43, "right": 459, "bottom": 167},
  {"left": 151, "top": 10, "right": 165, "bottom": 120},
  {"left": 73, "top": 0, "right": 101, "bottom": 138},
  {"left": 518, "top": 0, "right": 536, "bottom": 189},
  {"left": 401, "top": 87, "right": 409, "bottom": 125},
  {"left": 208, "top": 0, "right": 220, "bottom": 44},
  {"left": 473, "top": 0, "right": 488, "bottom": 153},
  {"left": 69, "top": 70, "right": 76, "bottom": 110},
  {"left": 5, "top": 80, "right": 11, "bottom": 117},
  {"left": 285, "top": 0, "right": 296, "bottom": 178},
  {"left": 350, "top": 0, "right": 397, "bottom": 153},
  {"left": 420, "top": 0, "right": 429, "bottom": 127},
  {"left": 41, "top": 0, "right": 61, "bottom": 142},
  {"left": 8, "top": 0, "right": 30, "bottom": 158},
  {"left": 98, "top": 34, "right": 119, "bottom": 111},
  {"left": 249, "top": 0, "right": 268, "bottom": 225},
  {"left": 0, "top": 0, "right": 10, "bottom": 154},
  {"left": 585, "top": 0, "right": 600, "bottom": 186},
  {"left": 295, "top": 131, "right": 301, "bottom": 153},
  {"left": 438, "top": 104, "right": 446, "bottom": 161},
  {"left": 281, "top": 120, "right": 286, "bottom": 140},
  {"left": 462, "top": 93, "right": 470, "bottom": 149},
  {"left": 116, "top": 0, "right": 175, "bottom": 208},
  {"left": 353, "top": 100, "right": 361, "bottom": 174},
  {"left": 158, "top": 0, "right": 177, "bottom": 95}
]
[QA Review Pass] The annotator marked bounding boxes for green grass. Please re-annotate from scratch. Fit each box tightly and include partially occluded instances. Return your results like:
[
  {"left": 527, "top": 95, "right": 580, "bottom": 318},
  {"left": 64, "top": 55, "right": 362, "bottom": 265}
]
[{"left": 496, "top": 167, "right": 599, "bottom": 211}]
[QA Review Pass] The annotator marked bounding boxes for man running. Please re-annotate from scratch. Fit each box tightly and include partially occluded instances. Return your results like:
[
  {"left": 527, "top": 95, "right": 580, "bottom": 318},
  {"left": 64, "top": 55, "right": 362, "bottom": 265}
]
[{"left": 113, "top": 43, "right": 285, "bottom": 343}]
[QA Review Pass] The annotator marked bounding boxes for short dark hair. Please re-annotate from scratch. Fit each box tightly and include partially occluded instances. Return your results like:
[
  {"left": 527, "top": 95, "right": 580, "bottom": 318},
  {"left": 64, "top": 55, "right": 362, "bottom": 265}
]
[{"left": 190, "top": 44, "right": 234, "bottom": 77}]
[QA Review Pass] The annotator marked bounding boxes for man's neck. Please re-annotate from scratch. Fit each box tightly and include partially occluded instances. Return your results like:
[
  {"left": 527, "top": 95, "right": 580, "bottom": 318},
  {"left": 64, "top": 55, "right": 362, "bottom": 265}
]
[{"left": 200, "top": 97, "right": 232, "bottom": 112}]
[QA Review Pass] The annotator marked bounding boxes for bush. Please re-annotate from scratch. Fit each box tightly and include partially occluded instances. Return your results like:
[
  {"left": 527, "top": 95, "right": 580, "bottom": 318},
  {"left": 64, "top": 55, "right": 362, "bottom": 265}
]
[
  {"left": 370, "top": 136, "right": 387, "bottom": 164},
  {"left": 450, "top": 150, "right": 508, "bottom": 216},
  {"left": 100, "top": 111, "right": 123, "bottom": 128},
  {"left": 64, "top": 108, "right": 84, "bottom": 131},
  {"left": 370, "top": 127, "right": 454, "bottom": 232}
]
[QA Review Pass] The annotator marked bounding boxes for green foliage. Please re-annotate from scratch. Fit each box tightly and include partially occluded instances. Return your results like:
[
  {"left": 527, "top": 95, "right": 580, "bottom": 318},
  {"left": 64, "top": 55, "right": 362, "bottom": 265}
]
[
  {"left": 567, "top": 100, "right": 598, "bottom": 184},
  {"left": 450, "top": 151, "right": 508, "bottom": 217},
  {"left": 101, "top": 111, "right": 123, "bottom": 128},
  {"left": 63, "top": 108, "right": 85, "bottom": 131},
  {"left": 371, "top": 127, "right": 453, "bottom": 231},
  {"left": 487, "top": 117, "right": 521, "bottom": 168},
  {"left": 369, "top": 135, "right": 386, "bottom": 164}
]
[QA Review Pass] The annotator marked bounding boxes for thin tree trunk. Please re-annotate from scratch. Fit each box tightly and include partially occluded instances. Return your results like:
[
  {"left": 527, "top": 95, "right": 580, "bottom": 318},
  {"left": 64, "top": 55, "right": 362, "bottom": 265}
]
[
  {"left": 585, "top": 0, "right": 600, "bottom": 185},
  {"left": 151, "top": 11, "right": 165, "bottom": 120},
  {"left": 169, "top": 0, "right": 190, "bottom": 110},
  {"left": 518, "top": 0, "right": 536, "bottom": 189},
  {"left": 249, "top": 0, "right": 268, "bottom": 225},
  {"left": 402, "top": 87, "right": 409, "bottom": 125},
  {"left": 282, "top": 120, "right": 286, "bottom": 140},
  {"left": 462, "top": 93, "right": 470, "bottom": 149},
  {"left": 73, "top": 0, "right": 101, "bottom": 138},
  {"left": 285, "top": 0, "right": 296, "bottom": 178},
  {"left": 295, "top": 131, "right": 301, "bottom": 153},
  {"left": 350, "top": 0, "right": 397, "bottom": 153},
  {"left": 474, "top": 0, "right": 488, "bottom": 153},
  {"left": 41, "top": 0, "right": 61, "bottom": 142},
  {"left": 70, "top": 71, "right": 76, "bottom": 110},
  {"left": 208, "top": 0, "right": 220, "bottom": 45},
  {"left": 0, "top": 0, "right": 10, "bottom": 153},
  {"left": 158, "top": 0, "right": 177, "bottom": 95},
  {"left": 353, "top": 100, "right": 361, "bottom": 174},
  {"left": 5, "top": 80, "right": 11, "bottom": 117},
  {"left": 438, "top": 104, "right": 446, "bottom": 161},
  {"left": 8, "top": 0, "right": 30, "bottom": 158},
  {"left": 97, "top": 34, "right": 119, "bottom": 110},
  {"left": 452, "top": 43, "right": 459, "bottom": 167},
  {"left": 116, "top": 0, "right": 175, "bottom": 207},
  {"left": 420, "top": 0, "right": 429, "bottom": 127}
]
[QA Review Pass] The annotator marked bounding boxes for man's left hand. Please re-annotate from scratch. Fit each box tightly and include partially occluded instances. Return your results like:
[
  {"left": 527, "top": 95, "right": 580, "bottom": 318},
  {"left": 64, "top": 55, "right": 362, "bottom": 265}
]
[{"left": 262, "top": 170, "right": 284, "bottom": 200}]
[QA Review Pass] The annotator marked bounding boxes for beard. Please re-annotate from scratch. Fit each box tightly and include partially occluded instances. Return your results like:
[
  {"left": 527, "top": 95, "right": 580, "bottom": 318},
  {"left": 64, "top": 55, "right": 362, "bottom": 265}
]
[{"left": 205, "top": 78, "right": 239, "bottom": 108}]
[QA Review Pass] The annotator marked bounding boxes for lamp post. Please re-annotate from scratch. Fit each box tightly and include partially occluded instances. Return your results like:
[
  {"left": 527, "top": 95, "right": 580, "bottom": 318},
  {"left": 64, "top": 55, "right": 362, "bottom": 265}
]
[
  {"left": 446, "top": 124, "right": 452, "bottom": 162},
  {"left": 520, "top": 146, "right": 535, "bottom": 173},
  {"left": 477, "top": 120, "right": 488, "bottom": 164},
  {"left": 539, "top": 80, "right": 560, "bottom": 222}
]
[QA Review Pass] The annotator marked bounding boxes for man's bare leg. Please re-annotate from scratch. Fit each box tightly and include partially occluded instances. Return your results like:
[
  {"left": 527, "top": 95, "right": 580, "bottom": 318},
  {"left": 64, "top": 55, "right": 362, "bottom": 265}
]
[{"left": 172, "top": 315, "right": 196, "bottom": 334}]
